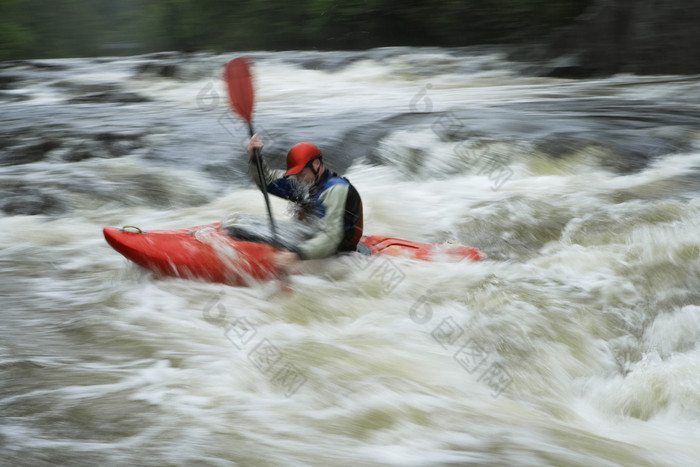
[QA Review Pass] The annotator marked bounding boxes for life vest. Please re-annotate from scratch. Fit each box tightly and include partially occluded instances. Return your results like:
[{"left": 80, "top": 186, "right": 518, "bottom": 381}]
[
  {"left": 267, "top": 169, "right": 363, "bottom": 253},
  {"left": 314, "top": 173, "right": 363, "bottom": 252}
]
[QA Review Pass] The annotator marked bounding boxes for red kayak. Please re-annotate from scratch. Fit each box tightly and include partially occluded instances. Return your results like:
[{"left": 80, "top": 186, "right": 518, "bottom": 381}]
[{"left": 103, "top": 223, "right": 482, "bottom": 287}]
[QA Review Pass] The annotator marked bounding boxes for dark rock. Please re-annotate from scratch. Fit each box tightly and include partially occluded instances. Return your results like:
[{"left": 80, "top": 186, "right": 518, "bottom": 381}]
[
  {"left": 25, "top": 60, "right": 69, "bottom": 71},
  {"left": 0, "top": 91, "right": 30, "bottom": 102},
  {"left": 105, "top": 139, "right": 138, "bottom": 157},
  {"left": 544, "top": 0, "right": 700, "bottom": 76},
  {"left": 96, "top": 132, "right": 144, "bottom": 157},
  {"left": 142, "top": 51, "right": 187, "bottom": 60},
  {"left": 52, "top": 80, "right": 119, "bottom": 94},
  {"left": 58, "top": 132, "right": 145, "bottom": 161},
  {"left": 281, "top": 52, "right": 366, "bottom": 72},
  {"left": 1, "top": 139, "right": 62, "bottom": 166},
  {"left": 0, "top": 128, "right": 145, "bottom": 165},
  {"left": 0, "top": 74, "right": 23, "bottom": 90},
  {"left": 55, "top": 81, "right": 149, "bottom": 104},
  {"left": 1, "top": 186, "right": 66, "bottom": 216},
  {"left": 67, "top": 91, "right": 149, "bottom": 104},
  {"left": 135, "top": 62, "right": 179, "bottom": 78},
  {"left": 535, "top": 132, "right": 682, "bottom": 173},
  {"left": 535, "top": 136, "right": 592, "bottom": 159},
  {"left": 203, "top": 162, "right": 241, "bottom": 182},
  {"left": 61, "top": 145, "right": 99, "bottom": 162},
  {"left": 9, "top": 60, "right": 70, "bottom": 71},
  {"left": 132, "top": 53, "right": 224, "bottom": 81},
  {"left": 0, "top": 61, "right": 20, "bottom": 70}
]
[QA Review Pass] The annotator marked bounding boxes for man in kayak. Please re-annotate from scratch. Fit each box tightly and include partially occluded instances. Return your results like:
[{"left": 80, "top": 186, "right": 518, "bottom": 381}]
[{"left": 247, "top": 135, "right": 364, "bottom": 272}]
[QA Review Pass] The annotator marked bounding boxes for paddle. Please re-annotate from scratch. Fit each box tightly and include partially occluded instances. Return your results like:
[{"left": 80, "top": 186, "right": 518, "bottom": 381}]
[{"left": 224, "top": 57, "right": 279, "bottom": 246}]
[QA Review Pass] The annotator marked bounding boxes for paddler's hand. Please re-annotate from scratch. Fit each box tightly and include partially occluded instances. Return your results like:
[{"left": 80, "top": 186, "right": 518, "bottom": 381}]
[
  {"left": 272, "top": 250, "right": 300, "bottom": 274},
  {"left": 247, "top": 134, "right": 264, "bottom": 158}
]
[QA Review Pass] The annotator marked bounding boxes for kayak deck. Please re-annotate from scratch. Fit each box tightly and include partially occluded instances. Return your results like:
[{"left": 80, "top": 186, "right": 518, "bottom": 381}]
[{"left": 103, "top": 223, "right": 482, "bottom": 286}]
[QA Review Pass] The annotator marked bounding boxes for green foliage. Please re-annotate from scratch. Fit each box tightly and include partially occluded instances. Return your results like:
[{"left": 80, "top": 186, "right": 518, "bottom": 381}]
[
  {"left": 0, "top": 0, "right": 594, "bottom": 60},
  {"left": 0, "top": 0, "right": 34, "bottom": 60}
]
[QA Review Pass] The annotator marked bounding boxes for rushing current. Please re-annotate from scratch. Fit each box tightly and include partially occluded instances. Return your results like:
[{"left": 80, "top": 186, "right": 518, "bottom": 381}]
[{"left": 2, "top": 48, "right": 700, "bottom": 466}]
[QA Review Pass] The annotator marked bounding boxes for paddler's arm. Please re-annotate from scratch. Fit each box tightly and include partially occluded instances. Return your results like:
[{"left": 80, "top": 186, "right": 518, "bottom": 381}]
[
  {"left": 247, "top": 134, "right": 286, "bottom": 190},
  {"left": 271, "top": 183, "right": 348, "bottom": 272},
  {"left": 294, "top": 183, "right": 348, "bottom": 260}
]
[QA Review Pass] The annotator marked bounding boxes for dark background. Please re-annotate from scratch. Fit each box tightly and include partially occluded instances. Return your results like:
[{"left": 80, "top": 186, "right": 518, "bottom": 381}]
[
  {"left": 0, "top": 1, "right": 595, "bottom": 58},
  {"left": 2, "top": 0, "right": 699, "bottom": 76}
]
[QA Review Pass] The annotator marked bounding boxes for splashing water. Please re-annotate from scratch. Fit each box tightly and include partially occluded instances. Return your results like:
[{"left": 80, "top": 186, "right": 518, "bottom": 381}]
[{"left": 2, "top": 48, "right": 700, "bottom": 466}]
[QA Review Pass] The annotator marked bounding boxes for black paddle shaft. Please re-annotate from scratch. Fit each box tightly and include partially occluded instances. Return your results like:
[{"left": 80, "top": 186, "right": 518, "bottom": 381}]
[{"left": 248, "top": 124, "right": 279, "bottom": 245}]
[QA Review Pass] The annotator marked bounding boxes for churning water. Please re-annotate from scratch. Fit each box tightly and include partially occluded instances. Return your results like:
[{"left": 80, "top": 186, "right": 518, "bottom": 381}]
[{"left": 2, "top": 48, "right": 700, "bottom": 466}]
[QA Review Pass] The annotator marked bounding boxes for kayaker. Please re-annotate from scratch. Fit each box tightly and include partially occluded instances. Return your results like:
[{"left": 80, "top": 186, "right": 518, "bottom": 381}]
[{"left": 246, "top": 135, "right": 364, "bottom": 272}]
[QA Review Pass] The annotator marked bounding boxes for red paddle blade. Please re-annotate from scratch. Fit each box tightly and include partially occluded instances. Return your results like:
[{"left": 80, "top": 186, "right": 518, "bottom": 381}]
[{"left": 224, "top": 57, "right": 255, "bottom": 125}]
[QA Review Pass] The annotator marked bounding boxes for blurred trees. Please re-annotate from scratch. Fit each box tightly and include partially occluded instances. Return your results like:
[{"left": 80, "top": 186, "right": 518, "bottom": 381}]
[{"left": 0, "top": 0, "right": 593, "bottom": 60}]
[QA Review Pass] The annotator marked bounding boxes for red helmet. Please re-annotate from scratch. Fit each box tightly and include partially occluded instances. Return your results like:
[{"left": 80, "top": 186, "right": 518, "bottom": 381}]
[{"left": 285, "top": 142, "right": 322, "bottom": 176}]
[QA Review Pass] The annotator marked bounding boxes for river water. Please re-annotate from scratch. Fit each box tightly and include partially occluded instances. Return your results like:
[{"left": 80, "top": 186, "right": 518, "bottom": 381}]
[{"left": 2, "top": 48, "right": 700, "bottom": 466}]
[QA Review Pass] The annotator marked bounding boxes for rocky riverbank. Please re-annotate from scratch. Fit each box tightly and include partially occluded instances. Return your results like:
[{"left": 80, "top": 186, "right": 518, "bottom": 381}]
[{"left": 543, "top": 0, "right": 700, "bottom": 77}]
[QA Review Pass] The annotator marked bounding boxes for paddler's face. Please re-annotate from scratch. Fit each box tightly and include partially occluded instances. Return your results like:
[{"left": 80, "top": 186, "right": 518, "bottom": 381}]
[{"left": 294, "top": 160, "right": 320, "bottom": 186}]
